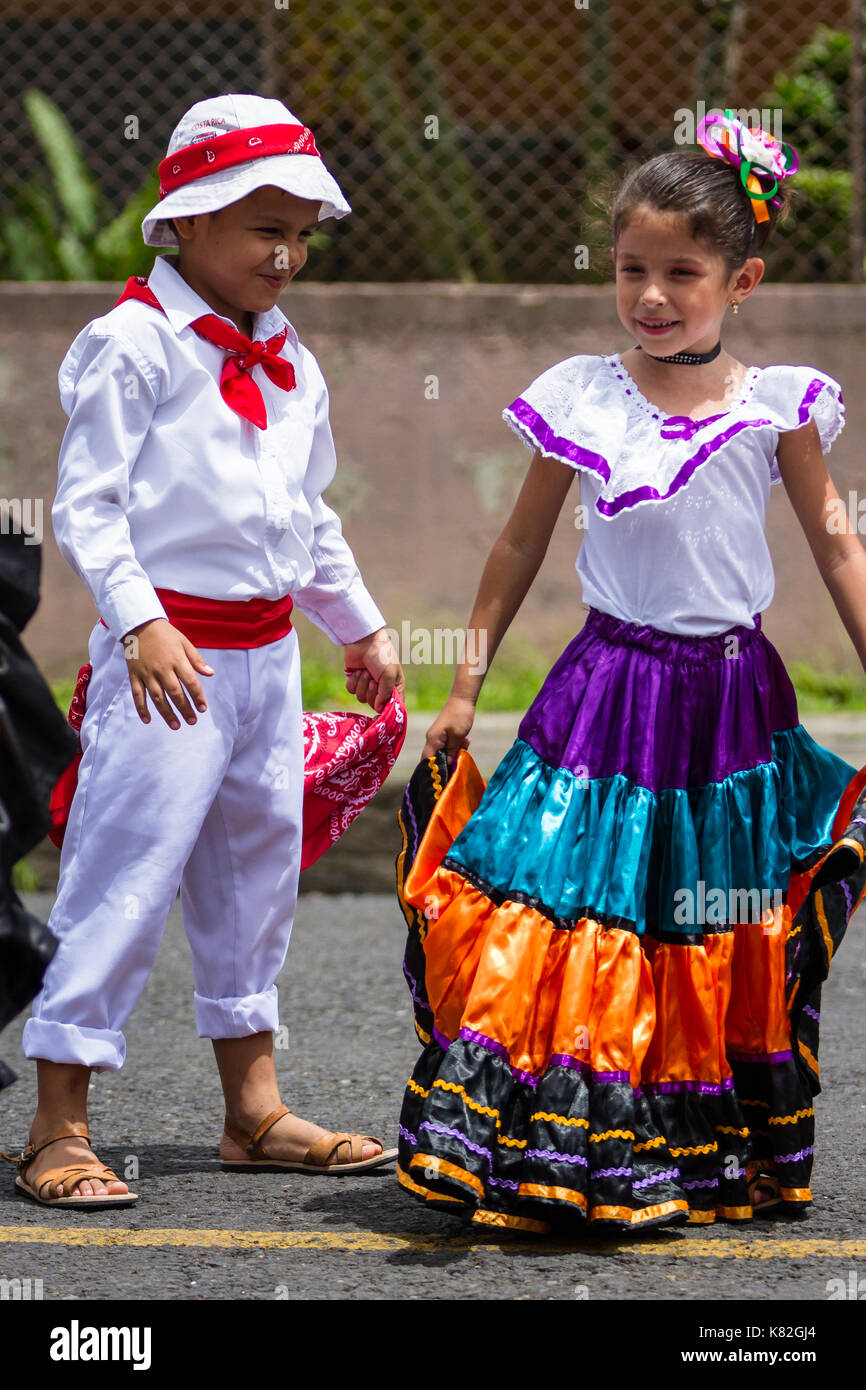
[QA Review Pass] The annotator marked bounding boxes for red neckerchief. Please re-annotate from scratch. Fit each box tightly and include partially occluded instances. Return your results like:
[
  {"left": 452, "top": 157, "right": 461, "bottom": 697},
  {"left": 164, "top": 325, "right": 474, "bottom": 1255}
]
[{"left": 114, "top": 270, "right": 295, "bottom": 429}]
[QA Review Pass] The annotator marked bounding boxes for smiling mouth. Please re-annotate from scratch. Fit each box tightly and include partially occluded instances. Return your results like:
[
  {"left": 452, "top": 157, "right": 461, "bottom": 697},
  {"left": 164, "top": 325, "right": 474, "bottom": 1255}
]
[{"left": 637, "top": 318, "right": 679, "bottom": 328}]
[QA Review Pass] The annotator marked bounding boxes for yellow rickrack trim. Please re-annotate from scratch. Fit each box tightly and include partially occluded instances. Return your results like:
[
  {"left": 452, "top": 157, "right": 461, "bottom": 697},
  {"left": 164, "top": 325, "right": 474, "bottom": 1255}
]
[
  {"left": 815, "top": 890, "right": 834, "bottom": 966},
  {"left": 406, "top": 1078, "right": 430, "bottom": 1098},
  {"left": 715, "top": 1125, "right": 749, "bottom": 1137},
  {"left": 768, "top": 1107, "right": 814, "bottom": 1125},
  {"left": 414, "top": 1023, "right": 431, "bottom": 1045},
  {"left": 633, "top": 1135, "right": 666, "bottom": 1153},
  {"left": 409, "top": 1152, "right": 485, "bottom": 1199},
  {"left": 798, "top": 1040, "right": 820, "bottom": 1076},
  {"left": 497, "top": 1134, "right": 527, "bottom": 1149},
  {"left": 397, "top": 1164, "right": 463, "bottom": 1204},
  {"left": 788, "top": 921, "right": 802, "bottom": 939},
  {"left": 739, "top": 1098, "right": 770, "bottom": 1108},
  {"left": 472, "top": 1207, "right": 550, "bottom": 1234},
  {"left": 529, "top": 1111, "right": 590, "bottom": 1130},
  {"left": 669, "top": 1142, "right": 718, "bottom": 1157},
  {"left": 589, "top": 1129, "right": 635, "bottom": 1143},
  {"left": 427, "top": 754, "right": 443, "bottom": 798},
  {"left": 433, "top": 1079, "right": 500, "bottom": 1125},
  {"left": 780, "top": 1187, "right": 812, "bottom": 1202}
]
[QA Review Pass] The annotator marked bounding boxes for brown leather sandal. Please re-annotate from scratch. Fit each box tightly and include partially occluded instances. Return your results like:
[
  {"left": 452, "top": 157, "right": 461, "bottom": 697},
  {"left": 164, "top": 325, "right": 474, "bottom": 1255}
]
[
  {"left": 222, "top": 1104, "right": 397, "bottom": 1174},
  {"left": 1, "top": 1121, "right": 138, "bottom": 1208},
  {"left": 748, "top": 1172, "right": 783, "bottom": 1215}
]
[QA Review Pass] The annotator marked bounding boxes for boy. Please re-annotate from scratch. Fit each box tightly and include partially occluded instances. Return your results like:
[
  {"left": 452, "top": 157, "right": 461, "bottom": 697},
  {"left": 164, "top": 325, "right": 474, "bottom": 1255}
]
[{"left": 10, "top": 94, "right": 403, "bottom": 1206}]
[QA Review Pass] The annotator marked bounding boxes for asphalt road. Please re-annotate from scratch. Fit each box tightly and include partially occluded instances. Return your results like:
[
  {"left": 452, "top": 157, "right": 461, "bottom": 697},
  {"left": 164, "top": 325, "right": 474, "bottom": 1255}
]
[{"left": 1, "top": 886, "right": 865, "bottom": 1306}]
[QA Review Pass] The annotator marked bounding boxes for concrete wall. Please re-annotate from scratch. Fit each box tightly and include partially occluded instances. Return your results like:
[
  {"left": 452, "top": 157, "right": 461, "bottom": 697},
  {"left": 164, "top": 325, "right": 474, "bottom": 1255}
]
[{"left": 2, "top": 280, "right": 865, "bottom": 686}]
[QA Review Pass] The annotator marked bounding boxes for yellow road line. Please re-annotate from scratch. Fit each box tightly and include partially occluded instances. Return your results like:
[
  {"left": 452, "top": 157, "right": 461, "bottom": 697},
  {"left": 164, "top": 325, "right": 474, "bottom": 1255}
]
[{"left": 0, "top": 1226, "right": 865, "bottom": 1258}]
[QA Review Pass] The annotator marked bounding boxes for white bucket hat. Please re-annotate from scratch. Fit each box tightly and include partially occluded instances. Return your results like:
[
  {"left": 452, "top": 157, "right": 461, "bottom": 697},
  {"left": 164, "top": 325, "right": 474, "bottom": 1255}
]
[{"left": 141, "top": 93, "right": 351, "bottom": 247}]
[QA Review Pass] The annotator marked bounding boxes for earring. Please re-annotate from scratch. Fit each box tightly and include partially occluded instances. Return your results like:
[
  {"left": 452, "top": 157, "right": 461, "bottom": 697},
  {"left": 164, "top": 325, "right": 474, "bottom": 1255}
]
[{"left": 729, "top": 300, "right": 740, "bottom": 315}]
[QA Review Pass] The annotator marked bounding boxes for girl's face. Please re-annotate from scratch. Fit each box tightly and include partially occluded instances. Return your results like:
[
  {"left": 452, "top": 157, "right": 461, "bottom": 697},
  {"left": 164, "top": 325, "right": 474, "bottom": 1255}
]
[
  {"left": 172, "top": 186, "right": 322, "bottom": 335},
  {"left": 612, "top": 206, "right": 748, "bottom": 356}
]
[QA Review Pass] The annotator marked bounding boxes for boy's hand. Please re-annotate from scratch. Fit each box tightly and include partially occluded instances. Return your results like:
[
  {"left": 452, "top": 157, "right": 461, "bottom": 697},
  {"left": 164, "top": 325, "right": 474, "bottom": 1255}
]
[
  {"left": 343, "top": 628, "right": 404, "bottom": 714},
  {"left": 122, "top": 618, "right": 214, "bottom": 729}
]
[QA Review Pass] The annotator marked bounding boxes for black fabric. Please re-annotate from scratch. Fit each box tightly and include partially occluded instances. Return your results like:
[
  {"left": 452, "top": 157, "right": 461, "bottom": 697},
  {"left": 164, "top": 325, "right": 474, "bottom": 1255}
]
[{"left": 0, "top": 531, "right": 80, "bottom": 1084}]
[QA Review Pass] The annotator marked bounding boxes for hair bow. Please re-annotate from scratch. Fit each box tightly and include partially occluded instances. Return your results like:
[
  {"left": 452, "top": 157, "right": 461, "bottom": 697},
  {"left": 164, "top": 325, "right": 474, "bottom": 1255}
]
[{"left": 696, "top": 109, "right": 798, "bottom": 223}]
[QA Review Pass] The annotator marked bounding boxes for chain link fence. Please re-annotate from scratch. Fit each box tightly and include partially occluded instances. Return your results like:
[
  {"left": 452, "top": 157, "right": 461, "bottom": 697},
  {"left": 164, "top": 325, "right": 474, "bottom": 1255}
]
[{"left": 1, "top": 0, "right": 864, "bottom": 282}]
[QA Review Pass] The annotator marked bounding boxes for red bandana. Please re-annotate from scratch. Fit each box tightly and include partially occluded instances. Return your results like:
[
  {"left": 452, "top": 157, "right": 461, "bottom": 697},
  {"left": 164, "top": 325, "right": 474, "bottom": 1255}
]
[
  {"left": 114, "top": 272, "right": 296, "bottom": 429},
  {"left": 158, "top": 124, "right": 320, "bottom": 198}
]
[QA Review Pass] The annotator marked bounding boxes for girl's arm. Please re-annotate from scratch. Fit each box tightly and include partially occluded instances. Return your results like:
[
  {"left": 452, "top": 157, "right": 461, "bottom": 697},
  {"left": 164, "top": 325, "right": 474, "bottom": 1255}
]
[
  {"left": 776, "top": 419, "right": 866, "bottom": 676},
  {"left": 423, "top": 450, "right": 575, "bottom": 757}
]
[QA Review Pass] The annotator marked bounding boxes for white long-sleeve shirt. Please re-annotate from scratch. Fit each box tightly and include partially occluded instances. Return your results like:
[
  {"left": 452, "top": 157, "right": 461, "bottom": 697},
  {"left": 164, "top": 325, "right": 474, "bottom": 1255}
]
[{"left": 53, "top": 253, "right": 386, "bottom": 644}]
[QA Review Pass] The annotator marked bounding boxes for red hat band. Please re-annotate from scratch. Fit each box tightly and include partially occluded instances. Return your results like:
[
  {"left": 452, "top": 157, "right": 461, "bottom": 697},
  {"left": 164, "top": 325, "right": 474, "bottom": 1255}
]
[{"left": 158, "top": 123, "right": 321, "bottom": 199}]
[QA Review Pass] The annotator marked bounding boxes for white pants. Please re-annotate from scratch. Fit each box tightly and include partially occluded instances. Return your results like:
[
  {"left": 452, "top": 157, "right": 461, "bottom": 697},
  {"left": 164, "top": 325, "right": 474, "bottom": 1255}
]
[{"left": 23, "top": 619, "right": 304, "bottom": 1070}]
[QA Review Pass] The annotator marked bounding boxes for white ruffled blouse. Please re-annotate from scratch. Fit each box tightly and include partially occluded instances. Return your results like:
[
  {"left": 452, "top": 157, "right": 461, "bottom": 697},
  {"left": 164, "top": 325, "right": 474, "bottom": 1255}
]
[{"left": 503, "top": 352, "right": 845, "bottom": 636}]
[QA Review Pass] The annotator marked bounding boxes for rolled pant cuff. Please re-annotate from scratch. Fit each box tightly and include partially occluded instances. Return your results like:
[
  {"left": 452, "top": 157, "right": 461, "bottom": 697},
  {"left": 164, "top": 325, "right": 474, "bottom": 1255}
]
[
  {"left": 193, "top": 987, "right": 279, "bottom": 1038},
  {"left": 22, "top": 1018, "right": 126, "bottom": 1071}
]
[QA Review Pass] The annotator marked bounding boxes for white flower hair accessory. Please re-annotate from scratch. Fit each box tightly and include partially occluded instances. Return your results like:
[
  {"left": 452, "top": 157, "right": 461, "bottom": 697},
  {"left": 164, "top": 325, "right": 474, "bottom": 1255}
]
[{"left": 696, "top": 108, "right": 798, "bottom": 224}]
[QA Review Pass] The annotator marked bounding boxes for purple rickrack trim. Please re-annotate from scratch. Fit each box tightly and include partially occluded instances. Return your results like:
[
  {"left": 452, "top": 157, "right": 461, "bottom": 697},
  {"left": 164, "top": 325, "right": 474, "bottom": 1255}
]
[
  {"left": 524, "top": 1147, "right": 589, "bottom": 1167},
  {"left": 402, "top": 964, "right": 426, "bottom": 1011},
  {"left": 842, "top": 879, "right": 853, "bottom": 920},
  {"left": 682, "top": 1176, "right": 720, "bottom": 1190},
  {"left": 633, "top": 1168, "right": 680, "bottom": 1189},
  {"left": 419, "top": 1119, "right": 492, "bottom": 1162},
  {"left": 728, "top": 1049, "right": 793, "bottom": 1064},
  {"left": 849, "top": 816, "right": 866, "bottom": 827},
  {"left": 488, "top": 1175, "right": 520, "bottom": 1191},
  {"left": 506, "top": 377, "right": 836, "bottom": 519},
  {"left": 774, "top": 1146, "right": 814, "bottom": 1164},
  {"left": 803, "top": 1004, "right": 821, "bottom": 1024},
  {"left": 594, "top": 1166, "right": 633, "bottom": 1179},
  {"left": 640, "top": 1078, "right": 735, "bottom": 1096},
  {"left": 399, "top": 1124, "right": 418, "bottom": 1146}
]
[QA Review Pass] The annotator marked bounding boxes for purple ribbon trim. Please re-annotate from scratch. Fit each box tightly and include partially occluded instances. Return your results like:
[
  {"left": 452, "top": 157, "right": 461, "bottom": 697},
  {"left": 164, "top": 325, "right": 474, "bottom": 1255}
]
[
  {"left": 458, "top": 1027, "right": 540, "bottom": 1085},
  {"left": 660, "top": 413, "right": 727, "bottom": 440},
  {"left": 641, "top": 1078, "right": 734, "bottom": 1095},
  {"left": 419, "top": 1119, "right": 493, "bottom": 1162},
  {"left": 728, "top": 1049, "right": 793, "bottom": 1064},
  {"left": 432, "top": 1025, "right": 452, "bottom": 1052},
  {"left": 506, "top": 379, "right": 833, "bottom": 519}
]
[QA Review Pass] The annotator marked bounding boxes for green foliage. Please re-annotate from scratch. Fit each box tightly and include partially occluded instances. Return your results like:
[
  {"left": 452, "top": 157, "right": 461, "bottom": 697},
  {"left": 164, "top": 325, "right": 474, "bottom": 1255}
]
[
  {"left": 0, "top": 91, "right": 161, "bottom": 281},
  {"left": 760, "top": 26, "right": 860, "bottom": 279}
]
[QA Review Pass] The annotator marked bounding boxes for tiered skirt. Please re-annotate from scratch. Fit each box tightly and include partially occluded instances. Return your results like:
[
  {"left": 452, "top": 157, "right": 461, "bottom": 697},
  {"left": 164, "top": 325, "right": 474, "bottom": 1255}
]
[{"left": 395, "top": 608, "right": 866, "bottom": 1232}]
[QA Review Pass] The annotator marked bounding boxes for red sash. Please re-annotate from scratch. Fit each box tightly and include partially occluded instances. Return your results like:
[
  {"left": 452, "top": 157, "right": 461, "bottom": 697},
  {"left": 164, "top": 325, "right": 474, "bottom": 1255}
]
[
  {"left": 49, "top": 587, "right": 294, "bottom": 848},
  {"left": 48, "top": 589, "right": 407, "bottom": 866}
]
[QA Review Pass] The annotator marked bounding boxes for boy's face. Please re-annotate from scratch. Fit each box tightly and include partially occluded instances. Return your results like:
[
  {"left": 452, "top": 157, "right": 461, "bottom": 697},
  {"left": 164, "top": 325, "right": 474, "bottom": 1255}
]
[{"left": 172, "top": 185, "right": 322, "bottom": 335}]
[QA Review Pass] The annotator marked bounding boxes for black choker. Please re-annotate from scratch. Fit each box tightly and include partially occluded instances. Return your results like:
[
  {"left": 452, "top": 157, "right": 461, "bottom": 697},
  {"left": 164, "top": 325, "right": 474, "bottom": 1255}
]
[{"left": 636, "top": 341, "right": 722, "bottom": 365}]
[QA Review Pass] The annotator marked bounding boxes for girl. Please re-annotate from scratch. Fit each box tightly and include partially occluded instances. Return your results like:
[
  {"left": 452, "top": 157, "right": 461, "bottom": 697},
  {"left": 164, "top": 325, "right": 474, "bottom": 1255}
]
[{"left": 395, "top": 113, "right": 866, "bottom": 1231}]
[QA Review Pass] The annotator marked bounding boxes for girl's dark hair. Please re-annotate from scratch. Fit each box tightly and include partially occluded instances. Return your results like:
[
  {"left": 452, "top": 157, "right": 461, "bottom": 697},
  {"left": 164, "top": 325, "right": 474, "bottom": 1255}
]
[{"left": 608, "top": 148, "right": 793, "bottom": 270}]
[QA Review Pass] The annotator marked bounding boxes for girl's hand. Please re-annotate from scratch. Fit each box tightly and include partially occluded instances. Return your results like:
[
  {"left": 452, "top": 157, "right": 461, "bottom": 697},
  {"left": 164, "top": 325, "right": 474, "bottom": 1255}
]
[
  {"left": 422, "top": 695, "right": 475, "bottom": 761},
  {"left": 122, "top": 618, "right": 213, "bottom": 728},
  {"left": 343, "top": 628, "right": 405, "bottom": 713}
]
